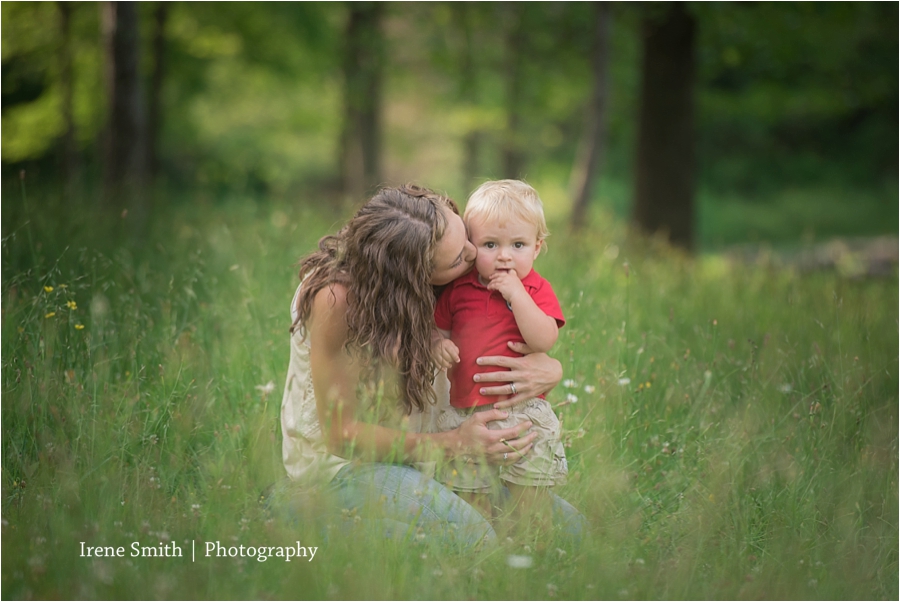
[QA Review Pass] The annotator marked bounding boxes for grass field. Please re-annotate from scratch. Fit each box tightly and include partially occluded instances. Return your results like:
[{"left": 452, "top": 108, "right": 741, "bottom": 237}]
[{"left": 2, "top": 187, "right": 897, "bottom": 600}]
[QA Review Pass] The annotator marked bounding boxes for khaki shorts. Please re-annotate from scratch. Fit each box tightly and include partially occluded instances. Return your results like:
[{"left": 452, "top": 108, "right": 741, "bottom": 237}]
[{"left": 434, "top": 398, "right": 568, "bottom": 492}]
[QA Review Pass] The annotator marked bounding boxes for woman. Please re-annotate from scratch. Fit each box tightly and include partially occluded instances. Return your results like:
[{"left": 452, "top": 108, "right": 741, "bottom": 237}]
[{"left": 280, "top": 185, "right": 582, "bottom": 547}]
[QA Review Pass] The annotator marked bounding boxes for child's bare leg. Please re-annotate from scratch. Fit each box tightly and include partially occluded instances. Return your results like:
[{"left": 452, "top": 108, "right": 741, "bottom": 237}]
[
  {"left": 457, "top": 491, "right": 493, "bottom": 521},
  {"left": 503, "top": 483, "right": 554, "bottom": 541}
]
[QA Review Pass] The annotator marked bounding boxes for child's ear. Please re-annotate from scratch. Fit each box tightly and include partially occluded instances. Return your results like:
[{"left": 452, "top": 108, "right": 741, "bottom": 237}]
[{"left": 534, "top": 238, "right": 544, "bottom": 258}]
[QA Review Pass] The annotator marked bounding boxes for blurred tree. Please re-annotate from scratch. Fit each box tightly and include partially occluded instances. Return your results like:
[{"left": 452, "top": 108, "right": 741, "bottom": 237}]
[
  {"left": 569, "top": 2, "right": 612, "bottom": 231},
  {"left": 1, "top": 1, "right": 894, "bottom": 222},
  {"left": 101, "top": 1, "right": 148, "bottom": 224},
  {"left": 340, "top": 2, "right": 383, "bottom": 199},
  {"left": 147, "top": 2, "right": 168, "bottom": 181},
  {"left": 501, "top": 3, "right": 526, "bottom": 180},
  {"left": 57, "top": 2, "right": 78, "bottom": 196},
  {"left": 633, "top": 2, "right": 697, "bottom": 250},
  {"left": 453, "top": 3, "right": 481, "bottom": 195}
]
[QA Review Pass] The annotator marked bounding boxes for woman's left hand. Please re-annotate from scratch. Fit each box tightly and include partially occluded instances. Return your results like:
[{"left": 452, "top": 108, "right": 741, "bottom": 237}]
[{"left": 473, "top": 341, "right": 562, "bottom": 409}]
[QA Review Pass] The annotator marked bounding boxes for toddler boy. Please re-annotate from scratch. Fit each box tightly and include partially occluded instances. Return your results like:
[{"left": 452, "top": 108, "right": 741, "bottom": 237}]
[{"left": 433, "top": 179, "right": 567, "bottom": 530}]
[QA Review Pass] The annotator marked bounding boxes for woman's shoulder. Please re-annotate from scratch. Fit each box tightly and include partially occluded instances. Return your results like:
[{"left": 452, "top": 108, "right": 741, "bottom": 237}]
[
  {"left": 312, "top": 282, "right": 349, "bottom": 311},
  {"left": 306, "top": 283, "right": 351, "bottom": 349}
]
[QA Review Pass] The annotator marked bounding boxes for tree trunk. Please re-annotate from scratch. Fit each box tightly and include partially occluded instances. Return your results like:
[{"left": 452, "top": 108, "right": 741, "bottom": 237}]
[
  {"left": 632, "top": 2, "right": 697, "bottom": 250},
  {"left": 455, "top": 4, "right": 481, "bottom": 195},
  {"left": 501, "top": 4, "right": 525, "bottom": 180},
  {"left": 570, "top": 2, "right": 612, "bottom": 231},
  {"left": 57, "top": 1, "right": 78, "bottom": 198},
  {"left": 147, "top": 2, "right": 168, "bottom": 181},
  {"left": 101, "top": 1, "right": 148, "bottom": 225},
  {"left": 340, "top": 2, "right": 383, "bottom": 199}
]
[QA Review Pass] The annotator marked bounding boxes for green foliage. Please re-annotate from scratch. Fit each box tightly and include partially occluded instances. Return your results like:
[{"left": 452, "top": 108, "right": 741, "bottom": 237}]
[
  {"left": 1, "top": 2, "right": 105, "bottom": 161},
  {"left": 161, "top": 2, "right": 344, "bottom": 194},
  {"left": 699, "top": 180, "right": 900, "bottom": 248},
  {"left": 696, "top": 2, "right": 899, "bottom": 193},
  {"left": 2, "top": 191, "right": 896, "bottom": 599},
  {"left": 2, "top": 3, "right": 895, "bottom": 221}
]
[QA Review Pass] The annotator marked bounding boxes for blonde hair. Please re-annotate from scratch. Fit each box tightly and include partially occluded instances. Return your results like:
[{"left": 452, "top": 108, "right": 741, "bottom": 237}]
[{"left": 464, "top": 179, "right": 550, "bottom": 244}]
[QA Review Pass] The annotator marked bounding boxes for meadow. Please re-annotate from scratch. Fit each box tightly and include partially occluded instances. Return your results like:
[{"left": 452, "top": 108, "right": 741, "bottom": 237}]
[{"left": 2, "top": 186, "right": 897, "bottom": 600}]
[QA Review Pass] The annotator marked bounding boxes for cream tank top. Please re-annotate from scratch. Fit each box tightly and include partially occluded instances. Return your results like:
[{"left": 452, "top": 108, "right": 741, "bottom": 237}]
[{"left": 280, "top": 284, "right": 450, "bottom": 483}]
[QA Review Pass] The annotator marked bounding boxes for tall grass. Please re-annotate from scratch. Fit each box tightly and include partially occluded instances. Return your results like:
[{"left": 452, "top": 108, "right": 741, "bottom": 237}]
[{"left": 2, "top": 188, "right": 897, "bottom": 599}]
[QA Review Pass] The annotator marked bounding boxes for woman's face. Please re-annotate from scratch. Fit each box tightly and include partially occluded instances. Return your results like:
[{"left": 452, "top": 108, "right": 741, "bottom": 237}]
[{"left": 430, "top": 210, "right": 476, "bottom": 286}]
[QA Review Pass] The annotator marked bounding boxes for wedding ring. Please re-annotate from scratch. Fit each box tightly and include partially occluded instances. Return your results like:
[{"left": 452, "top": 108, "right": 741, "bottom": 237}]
[{"left": 510, "top": 383, "right": 517, "bottom": 395}]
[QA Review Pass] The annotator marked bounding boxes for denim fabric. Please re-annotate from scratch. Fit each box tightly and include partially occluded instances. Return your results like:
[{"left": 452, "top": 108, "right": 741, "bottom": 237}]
[
  {"left": 328, "top": 462, "right": 495, "bottom": 550},
  {"left": 327, "top": 462, "right": 586, "bottom": 550}
]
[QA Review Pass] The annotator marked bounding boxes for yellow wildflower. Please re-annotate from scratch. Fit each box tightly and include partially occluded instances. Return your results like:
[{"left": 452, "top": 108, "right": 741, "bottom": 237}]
[
  {"left": 66, "top": 300, "right": 77, "bottom": 310},
  {"left": 45, "top": 312, "right": 56, "bottom": 318},
  {"left": 43, "top": 286, "right": 53, "bottom": 293},
  {"left": 75, "top": 324, "right": 85, "bottom": 330}
]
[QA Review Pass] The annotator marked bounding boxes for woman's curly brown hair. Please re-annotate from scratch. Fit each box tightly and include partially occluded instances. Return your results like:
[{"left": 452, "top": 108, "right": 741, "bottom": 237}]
[{"left": 291, "top": 185, "right": 460, "bottom": 414}]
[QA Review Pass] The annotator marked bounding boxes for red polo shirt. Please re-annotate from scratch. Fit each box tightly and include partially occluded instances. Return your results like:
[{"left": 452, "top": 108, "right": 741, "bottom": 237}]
[{"left": 434, "top": 269, "right": 565, "bottom": 409}]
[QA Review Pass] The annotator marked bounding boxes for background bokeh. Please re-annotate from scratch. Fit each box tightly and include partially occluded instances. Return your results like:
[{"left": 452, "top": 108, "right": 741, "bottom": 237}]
[
  {"left": 2, "top": 2, "right": 897, "bottom": 249},
  {"left": 2, "top": 3, "right": 897, "bottom": 600}
]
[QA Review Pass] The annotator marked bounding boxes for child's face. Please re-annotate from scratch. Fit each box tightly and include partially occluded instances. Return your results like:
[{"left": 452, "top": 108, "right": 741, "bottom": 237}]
[{"left": 467, "top": 214, "right": 542, "bottom": 282}]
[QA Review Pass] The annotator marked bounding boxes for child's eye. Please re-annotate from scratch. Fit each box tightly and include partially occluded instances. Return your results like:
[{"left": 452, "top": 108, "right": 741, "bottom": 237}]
[
  {"left": 484, "top": 242, "right": 496, "bottom": 249},
  {"left": 514, "top": 242, "right": 525, "bottom": 249}
]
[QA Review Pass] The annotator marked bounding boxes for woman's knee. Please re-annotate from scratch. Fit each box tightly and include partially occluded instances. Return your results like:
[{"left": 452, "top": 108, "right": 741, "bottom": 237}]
[{"left": 330, "top": 463, "right": 497, "bottom": 548}]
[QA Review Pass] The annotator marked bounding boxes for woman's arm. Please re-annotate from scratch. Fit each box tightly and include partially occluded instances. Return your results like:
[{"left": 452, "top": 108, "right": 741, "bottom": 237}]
[
  {"left": 473, "top": 341, "right": 563, "bottom": 409},
  {"left": 308, "top": 285, "right": 536, "bottom": 465}
]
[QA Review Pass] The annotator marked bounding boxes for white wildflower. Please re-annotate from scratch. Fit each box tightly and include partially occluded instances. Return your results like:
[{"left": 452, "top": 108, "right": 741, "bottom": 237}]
[
  {"left": 583, "top": 385, "right": 595, "bottom": 393},
  {"left": 617, "top": 377, "right": 631, "bottom": 386},
  {"left": 779, "top": 383, "right": 793, "bottom": 393},
  {"left": 255, "top": 381, "right": 276, "bottom": 396},
  {"left": 506, "top": 554, "right": 533, "bottom": 569},
  {"left": 566, "top": 393, "right": 579, "bottom": 404},
  {"left": 563, "top": 379, "right": 577, "bottom": 388}
]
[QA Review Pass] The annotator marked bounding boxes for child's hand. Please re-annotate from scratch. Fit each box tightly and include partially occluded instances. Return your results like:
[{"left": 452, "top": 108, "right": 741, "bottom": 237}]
[
  {"left": 434, "top": 338, "right": 460, "bottom": 370},
  {"left": 487, "top": 269, "right": 526, "bottom": 304}
]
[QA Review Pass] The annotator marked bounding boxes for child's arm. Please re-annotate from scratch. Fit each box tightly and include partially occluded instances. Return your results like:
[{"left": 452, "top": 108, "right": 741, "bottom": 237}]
[
  {"left": 432, "top": 329, "right": 460, "bottom": 370},
  {"left": 487, "top": 271, "right": 558, "bottom": 352}
]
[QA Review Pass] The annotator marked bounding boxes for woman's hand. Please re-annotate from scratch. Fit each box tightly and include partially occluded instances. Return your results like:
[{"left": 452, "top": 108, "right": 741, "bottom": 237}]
[
  {"left": 453, "top": 409, "right": 536, "bottom": 466},
  {"left": 473, "top": 341, "right": 563, "bottom": 409}
]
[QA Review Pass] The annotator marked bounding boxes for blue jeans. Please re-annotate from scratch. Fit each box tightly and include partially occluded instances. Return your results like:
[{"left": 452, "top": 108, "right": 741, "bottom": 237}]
[{"left": 326, "top": 463, "right": 586, "bottom": 550}]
